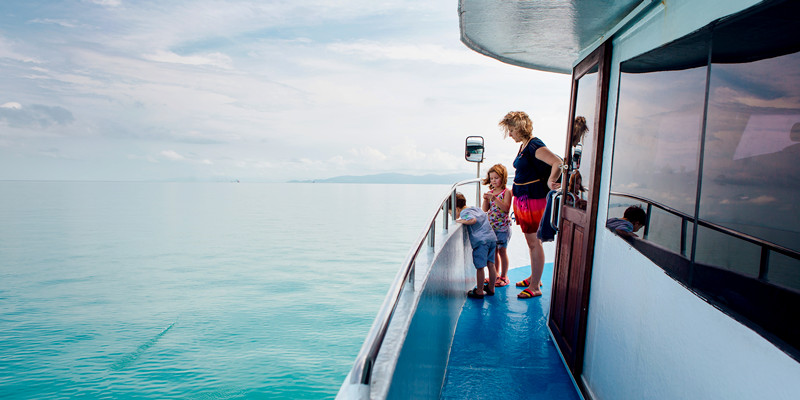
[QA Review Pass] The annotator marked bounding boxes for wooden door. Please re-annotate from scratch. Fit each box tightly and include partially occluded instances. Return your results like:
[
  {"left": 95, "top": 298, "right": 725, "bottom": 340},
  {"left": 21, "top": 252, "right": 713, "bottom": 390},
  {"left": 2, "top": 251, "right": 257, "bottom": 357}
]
[{"left": 549, "top": 41, "right": 611, "bottom": 378}]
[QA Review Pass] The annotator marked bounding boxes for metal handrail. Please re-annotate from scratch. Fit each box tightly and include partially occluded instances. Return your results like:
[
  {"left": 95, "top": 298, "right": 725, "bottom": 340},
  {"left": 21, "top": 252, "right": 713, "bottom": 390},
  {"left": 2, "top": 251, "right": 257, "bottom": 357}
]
[
  {"left": 347, "top": 178, "right": 482, "bottom": 386},
  {"left": 609, "top": 191, "right": 800, "bottom": 278}
]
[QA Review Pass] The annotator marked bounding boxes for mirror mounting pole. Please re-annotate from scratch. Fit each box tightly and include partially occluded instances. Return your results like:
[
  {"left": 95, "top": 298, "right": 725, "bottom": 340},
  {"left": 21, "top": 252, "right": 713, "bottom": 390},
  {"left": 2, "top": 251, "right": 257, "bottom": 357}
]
[
  {"left": 464, "top": 136, "right": 485, "bottom": 206},
  {"left": 476, "top": 161, "right": 481, "bottom": 205}
]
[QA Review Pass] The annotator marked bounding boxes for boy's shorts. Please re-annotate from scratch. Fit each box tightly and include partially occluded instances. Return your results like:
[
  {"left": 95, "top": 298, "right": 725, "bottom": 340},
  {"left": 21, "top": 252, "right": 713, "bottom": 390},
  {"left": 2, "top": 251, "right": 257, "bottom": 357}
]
[
  {"left": 495, "top": 230, "right": 511, "bottom": 249},
  {"left": 471, "top": 241, "right": 497, "bottom": 269}
]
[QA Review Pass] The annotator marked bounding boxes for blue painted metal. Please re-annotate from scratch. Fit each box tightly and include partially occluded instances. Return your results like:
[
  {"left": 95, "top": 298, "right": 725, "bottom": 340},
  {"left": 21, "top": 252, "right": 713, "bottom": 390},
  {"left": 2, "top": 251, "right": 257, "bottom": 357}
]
[
  {"left": 337, "top": 179, "right": 575, "bottom": 399},
  {"left": 385, "top": 231, "right": 472, "bottom": 400},
  {"left": 338, "top": 180, "right": 485, "bottom": 399},
  {"left": 441, "top": 264, "right": 582, "bottom": 400}
]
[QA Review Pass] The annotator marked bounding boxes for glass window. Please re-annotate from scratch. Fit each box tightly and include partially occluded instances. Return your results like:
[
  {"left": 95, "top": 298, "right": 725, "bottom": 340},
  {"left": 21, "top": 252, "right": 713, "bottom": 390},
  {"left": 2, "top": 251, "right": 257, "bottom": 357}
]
[
  {"left": 607, "top": 196, "right": 645, "bottom": 223},
  {"left": 694, "top": 225, "right": 761, "bottom": 277},
  {"left": 646, "top": 208, "right": 693, "bottom": 257},
  {"left": 769, "top": 252, "right": 800, "bottom": 292},
  {"left": 606, "top": 0, "right": 800, "bottom": 362},
  {"left": 610, "top": 50, "right": 708, "bottom": 252},
  {"left": 607, "top": 196, "right": 643, "bottom": 218},
  {"left": 611, "top": 65, "right": 707, "bottom": 217},
  {"left": 566, "top": 66, "right": 598, "bottom": 211},
  {"left": 700, "top": 51, "right": 800, "bottom": 254}
]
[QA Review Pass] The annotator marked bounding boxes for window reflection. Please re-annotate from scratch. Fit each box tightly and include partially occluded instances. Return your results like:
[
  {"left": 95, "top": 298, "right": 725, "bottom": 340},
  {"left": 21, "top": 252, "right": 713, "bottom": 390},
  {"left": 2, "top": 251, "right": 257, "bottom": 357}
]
[
  {"left": 566, "top": 66, "right": 598, "bottom": 211},
  {"left": 769, "top": 252, "right": 800, "bottom": 292},
  {"left": 606, "top": 196, "right": 646, "bottom": 230},
  {"left": 694, "top": 226, "right": 761, "bottom": 277},
  {"left": 611, "top": 66, "right": 707, "bottom": 217},
  {"left": 646, "top": 207, "right": 693, "bottom": 257},
  {"left": 606, "top": 0, "right": 800, "bottom": 360},
  {"left": 700, "top": 51, "right": 800, "bottom": 253}
]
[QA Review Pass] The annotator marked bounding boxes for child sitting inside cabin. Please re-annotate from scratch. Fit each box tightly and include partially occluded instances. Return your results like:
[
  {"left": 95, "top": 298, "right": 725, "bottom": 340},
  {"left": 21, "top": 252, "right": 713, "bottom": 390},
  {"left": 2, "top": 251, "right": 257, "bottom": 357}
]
[
  {"left": 606, "top": 205, "right": 647, "bottom": 238},
  {"left": 455, "top": 192, "right": 498, "bottom": 299}
]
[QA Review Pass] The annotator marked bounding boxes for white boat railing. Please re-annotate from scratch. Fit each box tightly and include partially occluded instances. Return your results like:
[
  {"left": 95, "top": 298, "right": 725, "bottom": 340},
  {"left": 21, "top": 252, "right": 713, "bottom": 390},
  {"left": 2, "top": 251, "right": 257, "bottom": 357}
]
[{"left": 343, "top": 177, "right": 482, "bottom": 389}]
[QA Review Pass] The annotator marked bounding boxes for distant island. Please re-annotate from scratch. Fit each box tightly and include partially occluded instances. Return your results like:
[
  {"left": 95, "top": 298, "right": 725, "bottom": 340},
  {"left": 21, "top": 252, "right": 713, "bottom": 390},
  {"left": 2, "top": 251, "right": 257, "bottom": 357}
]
[{"left": 289, "top": 172, "right": 477, "bottom": 184}]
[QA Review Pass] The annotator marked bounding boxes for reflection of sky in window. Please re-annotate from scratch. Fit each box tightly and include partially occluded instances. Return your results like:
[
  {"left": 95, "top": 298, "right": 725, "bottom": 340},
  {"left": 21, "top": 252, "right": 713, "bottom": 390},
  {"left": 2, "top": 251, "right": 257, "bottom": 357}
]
[
  {"left": 700, "top": 51, "right": 800, "bottom": 251},
  {"left": 734, "top": 115, "right": 800, "bottom": 159},
  {"left": 575, "top": 72, "right": 597, "bottom": 131},
  {"left": 610, "top": 66, "right": 706, "bottom": 215},
  {"left": 653, "top": 113, "right": 703, "bottom": 169},
  {"left": 573, "top": 70, "right": 597, "bottom": 200}
]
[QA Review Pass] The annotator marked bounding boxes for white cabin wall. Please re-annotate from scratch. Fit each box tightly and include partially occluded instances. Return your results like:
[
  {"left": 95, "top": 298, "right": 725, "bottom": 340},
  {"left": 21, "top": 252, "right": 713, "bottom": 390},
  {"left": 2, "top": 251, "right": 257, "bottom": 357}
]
[
  {"left": 583, "top": 0, "right": 800, "bottom": 399},
  {"left": 584, "top": 236, "right": 800, "bottom": 399}
]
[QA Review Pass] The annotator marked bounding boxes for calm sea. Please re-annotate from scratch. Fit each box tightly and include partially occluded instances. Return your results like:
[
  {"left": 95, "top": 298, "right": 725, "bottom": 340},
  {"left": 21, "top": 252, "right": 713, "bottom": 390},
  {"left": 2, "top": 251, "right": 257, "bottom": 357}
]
[{"left": 0, "top": 181, "right": 455, "bottom": 399}]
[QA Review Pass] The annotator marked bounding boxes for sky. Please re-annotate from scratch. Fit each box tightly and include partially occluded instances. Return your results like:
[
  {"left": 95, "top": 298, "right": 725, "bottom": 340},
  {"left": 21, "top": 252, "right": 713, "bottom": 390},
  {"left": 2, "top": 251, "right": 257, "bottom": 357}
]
[{"left": 0, "top": 0, "right": 570, "bottom": 182}]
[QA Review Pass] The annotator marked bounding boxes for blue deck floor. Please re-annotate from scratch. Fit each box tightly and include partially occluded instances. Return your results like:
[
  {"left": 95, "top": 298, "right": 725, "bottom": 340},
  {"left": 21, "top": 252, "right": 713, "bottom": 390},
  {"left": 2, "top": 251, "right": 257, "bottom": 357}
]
[{"left": 440, "top": 262, "right": 582, "bottom": 400}]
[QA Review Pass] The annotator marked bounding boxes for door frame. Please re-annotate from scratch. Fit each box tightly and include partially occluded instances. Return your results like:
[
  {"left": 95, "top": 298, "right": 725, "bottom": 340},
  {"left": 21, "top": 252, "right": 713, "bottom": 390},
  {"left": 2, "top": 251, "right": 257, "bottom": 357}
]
[{"left": 549, "top": 39, "right": 612, "bottom": 381}]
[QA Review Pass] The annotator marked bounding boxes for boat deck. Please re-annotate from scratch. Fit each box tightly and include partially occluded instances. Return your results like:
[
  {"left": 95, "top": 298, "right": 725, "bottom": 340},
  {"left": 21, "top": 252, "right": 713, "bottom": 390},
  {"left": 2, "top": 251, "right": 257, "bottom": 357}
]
[{"left": 440, "top": 262, "right": 583, "bottom": 399}]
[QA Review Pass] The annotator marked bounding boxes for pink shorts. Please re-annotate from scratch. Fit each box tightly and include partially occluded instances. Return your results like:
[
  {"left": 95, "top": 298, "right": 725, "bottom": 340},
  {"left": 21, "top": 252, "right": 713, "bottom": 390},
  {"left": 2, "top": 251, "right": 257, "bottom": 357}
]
[{"left": 513, "top": 196, "right": 546, "bottom": 234}]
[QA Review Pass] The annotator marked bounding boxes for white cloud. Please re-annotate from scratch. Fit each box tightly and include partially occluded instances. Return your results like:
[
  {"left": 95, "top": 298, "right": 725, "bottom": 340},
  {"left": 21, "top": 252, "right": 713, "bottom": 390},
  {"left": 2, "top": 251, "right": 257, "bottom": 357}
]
[
  {"left": 327, "top": 41, "right": 492, "bottom": 66},
  {"left": 348, "top": 146, "right": 388, "bottom": 162},
  {"left": 0, "top": 103, "right": 74, "bottom": 129},
  {"left": 0, "top": 0, "right": 570, "bottom": 182},
  {"left": 142, "top": 50, "right": 233, "bottom": 69},
  {"left": 86, "top": 0, "right": 121, "bottom": 7},
  {"left": 160, "top": 150, "right": 185, "bottom": 161},
  {"left": 285, "top": 142, "right": 465, "bottom": 177},
  {"left": 234, "top": 159, "right": 274, "bottom": 170},
  {"left": 0, "top": 36, "right": 41, "bottom": 64},
  {"left": 387, "top": 146, "right": 463, "bottom": 173},
  {"left": 29, "top": 19, "right": 78, "bottom": 28},
  {"left": 1, "top": 102, "right": 22, "bottom": 110},
  {"left": 749, "top": 195, "right": 777, "bottom": 204}
]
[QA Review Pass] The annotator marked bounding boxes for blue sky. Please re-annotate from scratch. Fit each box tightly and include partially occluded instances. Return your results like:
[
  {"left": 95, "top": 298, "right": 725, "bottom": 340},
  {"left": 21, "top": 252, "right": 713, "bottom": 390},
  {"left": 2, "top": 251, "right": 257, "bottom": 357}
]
[{"left": 0, "top": 0, "right": 570, "bottom": 181}]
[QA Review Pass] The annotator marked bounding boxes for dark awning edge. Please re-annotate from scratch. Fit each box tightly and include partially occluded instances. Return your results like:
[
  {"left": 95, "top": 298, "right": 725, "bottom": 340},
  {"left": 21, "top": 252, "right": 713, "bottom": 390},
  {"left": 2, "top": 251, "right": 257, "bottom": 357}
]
[{"left": 622, "top": 0, "right": 800, "bottom": 73}]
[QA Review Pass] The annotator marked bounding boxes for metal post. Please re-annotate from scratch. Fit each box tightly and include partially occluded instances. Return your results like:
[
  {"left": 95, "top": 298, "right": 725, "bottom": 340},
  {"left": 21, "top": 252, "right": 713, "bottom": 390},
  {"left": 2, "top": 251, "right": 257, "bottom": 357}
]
[
  {"left": 758, "top": 248, "right": 770, "bottom": 281},
  {"left": 408, "top": 260, "right": 415, "bottom": 287},
  {"left": 451, "top": 190, "right": 457, "bottom": 220},
  {"left": 476, "top": 162, "right": 481, "bottom": 206},
  {"left": 680, "top": 218, "right": 688, "bottom": 256}
]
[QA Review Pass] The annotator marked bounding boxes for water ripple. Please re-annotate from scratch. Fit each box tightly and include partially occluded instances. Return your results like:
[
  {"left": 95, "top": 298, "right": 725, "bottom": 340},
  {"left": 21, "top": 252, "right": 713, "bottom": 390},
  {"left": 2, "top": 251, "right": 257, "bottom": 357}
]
[{"left": 110, "top": 321, "right": 177, "bottom": 371}]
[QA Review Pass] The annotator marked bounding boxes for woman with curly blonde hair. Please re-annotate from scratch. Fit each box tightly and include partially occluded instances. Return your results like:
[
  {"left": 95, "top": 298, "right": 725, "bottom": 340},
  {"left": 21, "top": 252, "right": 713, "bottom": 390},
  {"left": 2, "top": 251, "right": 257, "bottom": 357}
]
[{"left": 499, "top": 111, "right": 563, "bottom": 299}]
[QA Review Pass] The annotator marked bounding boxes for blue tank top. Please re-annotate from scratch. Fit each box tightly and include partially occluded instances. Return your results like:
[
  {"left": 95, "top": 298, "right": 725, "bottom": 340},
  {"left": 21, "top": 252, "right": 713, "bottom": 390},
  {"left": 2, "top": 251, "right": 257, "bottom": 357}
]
[{"left": 512, "top": 137, "right": 551, "bottom": 199}]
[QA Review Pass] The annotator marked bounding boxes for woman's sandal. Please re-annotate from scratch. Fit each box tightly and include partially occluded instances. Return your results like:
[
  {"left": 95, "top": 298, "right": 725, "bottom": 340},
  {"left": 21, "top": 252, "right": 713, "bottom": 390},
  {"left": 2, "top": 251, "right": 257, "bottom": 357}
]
[
  {"left": 495, "top": 276, "right": 510, "bottom": 287},
  {"left": 517, "top": 288, "right": 542, "bottom": 299},
  {"left": 515, "top": 278, "right": 544, "bottom": 287}
]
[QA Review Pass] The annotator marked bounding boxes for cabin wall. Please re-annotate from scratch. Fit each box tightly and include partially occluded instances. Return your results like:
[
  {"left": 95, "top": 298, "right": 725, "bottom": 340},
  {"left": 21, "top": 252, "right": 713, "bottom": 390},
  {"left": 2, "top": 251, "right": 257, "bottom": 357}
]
[
  {"left": 582, "top": 0, "right": 800, "bottom": 399},
  {"left": 584, "top": 236, "right": 800, "bottom": 399}
]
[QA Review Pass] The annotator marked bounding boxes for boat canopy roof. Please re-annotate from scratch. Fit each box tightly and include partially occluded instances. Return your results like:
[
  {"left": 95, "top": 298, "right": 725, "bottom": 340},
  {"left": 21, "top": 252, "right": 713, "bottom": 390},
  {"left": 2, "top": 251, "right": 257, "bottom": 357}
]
[{"left": 458, "top": 0, "right": 648, "bottom": 74}]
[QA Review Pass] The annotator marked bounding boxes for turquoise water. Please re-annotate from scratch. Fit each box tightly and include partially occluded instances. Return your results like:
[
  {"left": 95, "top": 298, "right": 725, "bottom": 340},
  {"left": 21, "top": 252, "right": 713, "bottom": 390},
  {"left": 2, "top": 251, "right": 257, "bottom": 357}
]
[{"left": 0, "top": 181, "right": 452, "bottom": 399}]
